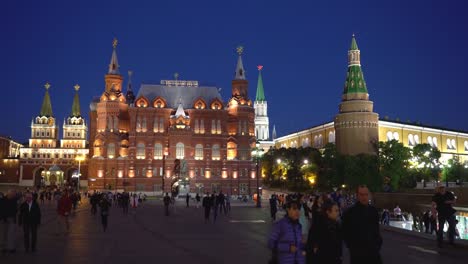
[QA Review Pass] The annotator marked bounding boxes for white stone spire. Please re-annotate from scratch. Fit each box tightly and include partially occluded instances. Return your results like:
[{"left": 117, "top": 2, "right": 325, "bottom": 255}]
[
  {"left": 108, "top": 38, "right": 120, "bottom": 75},
  {"left": 234, "top": 46, "right": 246, "bottom": 80},
  {"left": 175, "top": 100, "right": 187, "bottom": 117},
  {"left": 272, "top": 125, "right": 277, "bottom": 140}
]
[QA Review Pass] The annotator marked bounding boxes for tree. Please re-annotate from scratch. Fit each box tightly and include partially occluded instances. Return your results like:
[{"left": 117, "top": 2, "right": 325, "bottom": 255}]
[
  {"left": 441, "top": 155, "right": 468, "bottom": 183},
  {"left": 378, "top": 140, "right": 411, "bottom": 190},
  {"left": 411, "top": 143, "right": 441, "bottom": 181}
]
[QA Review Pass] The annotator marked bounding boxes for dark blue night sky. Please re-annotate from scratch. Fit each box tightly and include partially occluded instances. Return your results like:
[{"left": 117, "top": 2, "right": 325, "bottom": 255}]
[{"left": 2, "top": 0, "right": 468, "bottom": 142}]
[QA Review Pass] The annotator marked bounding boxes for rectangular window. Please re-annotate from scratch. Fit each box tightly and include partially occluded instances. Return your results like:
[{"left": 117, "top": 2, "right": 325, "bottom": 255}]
[
  {"left": 200, "top": 120, "right": 205, "bottom": 134},
  {"left": 211, "top": 120, "right": 216, "bottom": 134}
]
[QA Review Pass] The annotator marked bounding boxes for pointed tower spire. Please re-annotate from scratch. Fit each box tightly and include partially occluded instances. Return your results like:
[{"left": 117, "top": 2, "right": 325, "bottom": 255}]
[
  {"left": 272, "top": 125, "right": 277, "bottom": 140},
  {"left": 125, "top": 70, "right": 135, "bottom": 104},
  {"left": 175, "top": 98, "right": 187, "bottom": 117},
  {"left": 255, "top": 65, "right": 266, "bottom": 101},
  {"left": 234, "top": 46, "right": 246, "bottom": 80},
  {"left": 71, "top": 84, "right": 81, "bottom": 117},
  {"left": 108, "top": 38, "right": 120, "bottom": 75},
  {"left": 40, "top": 82, "right": 53, "bottom": 117},
  {"left": 343, "top": 34, "right": 368, "bottom": 96}
]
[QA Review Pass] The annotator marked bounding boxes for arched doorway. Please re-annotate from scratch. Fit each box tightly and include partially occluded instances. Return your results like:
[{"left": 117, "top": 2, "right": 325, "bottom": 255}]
[{"left": 66, "top": 167, "right": 78, "bottom": 188}]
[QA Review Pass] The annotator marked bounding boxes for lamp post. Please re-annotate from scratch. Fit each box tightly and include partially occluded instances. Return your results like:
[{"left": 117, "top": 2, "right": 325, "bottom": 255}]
[
  {"left": 251, "top": 140, "right": 264, "bottom": 208},
  {"left": 75, "top": 155, "right": 85, "bottom": 192}
]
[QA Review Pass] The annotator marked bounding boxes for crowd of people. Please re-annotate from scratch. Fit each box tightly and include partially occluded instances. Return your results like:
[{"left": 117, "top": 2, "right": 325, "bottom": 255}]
[{"left": 268, "top": 185, "right": 383, "bottom": 264}]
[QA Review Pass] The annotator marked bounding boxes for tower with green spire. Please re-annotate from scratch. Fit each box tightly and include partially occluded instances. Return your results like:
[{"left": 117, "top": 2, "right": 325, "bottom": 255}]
[
  {"left": 254, "top": 65, "right": 270, "bottom": 140},
  {"left": 29, "top": 82, "right": 59, "bottom": 148},
  {"left": 334, "top": 35, "right": 379, "bottom": 155},
  {"left": 61, "top": 84, "right": 87, "bottom": 150}
]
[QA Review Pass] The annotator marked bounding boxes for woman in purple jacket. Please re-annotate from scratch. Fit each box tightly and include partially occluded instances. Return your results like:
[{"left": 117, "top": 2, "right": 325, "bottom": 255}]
[{"left": 268, "top": 200, "right": 306, "bottom": 264}]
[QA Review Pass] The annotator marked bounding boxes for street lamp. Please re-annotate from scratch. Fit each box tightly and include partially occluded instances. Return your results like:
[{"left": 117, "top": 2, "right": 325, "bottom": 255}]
[
  {"left": 75, "top": 155, "right": 85, "bottom": 192},
  {"left": 251, "top": 140, "right": 264, "bottom": 208}
]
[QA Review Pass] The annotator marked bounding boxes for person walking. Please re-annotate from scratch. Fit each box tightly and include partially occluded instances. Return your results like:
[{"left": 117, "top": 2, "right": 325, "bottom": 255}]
[
  {"left": 217, "top": 191, "right": 226, "bottom": 215},
  {"left": 56, "top": 190, "right": 72, "bottom": 235},
  {"left": 270, "top": 194, "right": 278, "bottom": 221},
  {"left": 3, "top": 190, "right": 18, "bottom": 254},
  {"left": 163, "top": 193, "right": 171, "bottom": 216},
  {"left": 422, "top": 210, "right": 431, "bottom": 233},
  {"left": 342, "top": 185, "right": 382, "bottom": 264},
  {"left": 202, "top": 193, "right": 211, "bottom": 223},
  {"left": 432, "top": 185, "right": 457, "bottom": 247},
  {"left": 225, "top": 194, "right": 231, "bottom": 215},
  {"left": 212, "top": 193, "right": 218, "bottom": 223},
  {"left": 18, "top": 193, "right": 41, "bottom": 253},
  {"left": 195, "top": 193, "right": 201, "bottom": 209},
  {"left": 122, "top": 192, "right": 129, "bottom": 215},
  {"left": 99, "top": 197, "right": 111, "bottom": 232},
  {"left": 268, "top": 200, "right": 306, "bottom": 264},
  {"left": 186, "top": 193, "right": 190, "bottom": 208},
  {"left": 306, "top": 201, "right": 342, "bottom": 264}
]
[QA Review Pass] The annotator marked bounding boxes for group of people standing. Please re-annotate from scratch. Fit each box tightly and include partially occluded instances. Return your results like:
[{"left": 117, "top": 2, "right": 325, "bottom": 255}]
[{"left": 268, "top": 185, "right": 382, "bottom": 264}]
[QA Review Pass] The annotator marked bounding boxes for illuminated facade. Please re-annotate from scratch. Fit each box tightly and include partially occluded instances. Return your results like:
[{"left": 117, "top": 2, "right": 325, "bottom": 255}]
[
  {"left": 18, "top": 83, "right": 89, "bottom": 187},
  {"left": 87, "top": 42, "right": 257, "bottom": 194},
  {"left": 254, "top": 66, "right": 274, "bottom": 151},
  {"left": 275, "top": 36, "right": 468, "bottom": 165},
  {"left": 0, "top": 135, "right": 22, "bottom": 184}
]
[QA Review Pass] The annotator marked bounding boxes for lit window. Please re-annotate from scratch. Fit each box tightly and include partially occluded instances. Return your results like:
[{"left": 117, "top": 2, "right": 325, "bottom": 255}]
[
  {"left": 408, "top": 134, "right": 414, "bottom": 146},
  {"left": 137, "top": 143, "right": 145, "bottom": 159},
  {"left": 195, "top": 144, "right": 203, "bottom": 160},
  {"left": 154, "top": 143, "right": 163, "bottom": 159},
  {"left": 328, "top": 132, "right": 335, "bottom": 143},
  {"left": 176, "top": 142, "right": 185, "bottom": 159},
  {"left": 465, "top": 141, "right": 468, "bottom": 152},
  {"left": 212, "top": 144, "right": 221, "bottom": 160}
]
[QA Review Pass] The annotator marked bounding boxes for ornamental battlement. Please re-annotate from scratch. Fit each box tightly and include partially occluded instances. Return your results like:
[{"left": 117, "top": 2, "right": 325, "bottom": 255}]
[{"left": 160, "top": 80, "right": 199, "bottom": 87}]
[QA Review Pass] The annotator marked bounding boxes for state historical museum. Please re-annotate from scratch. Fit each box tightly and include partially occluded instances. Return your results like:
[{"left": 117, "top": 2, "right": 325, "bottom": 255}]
[{"left": 88, "top": 41, "right": 257, "bottom": 195}]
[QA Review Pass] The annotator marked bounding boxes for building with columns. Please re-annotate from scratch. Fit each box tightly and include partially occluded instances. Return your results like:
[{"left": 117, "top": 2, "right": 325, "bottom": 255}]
[
  {"left": 274, "top": 35, "right": 468, "bottom": 165},
  {"left": 18, "top": 83, "right": 89, "bottom": 187},
  {"left": 87, "top": 42, "right": 257, "bottom": 195}
]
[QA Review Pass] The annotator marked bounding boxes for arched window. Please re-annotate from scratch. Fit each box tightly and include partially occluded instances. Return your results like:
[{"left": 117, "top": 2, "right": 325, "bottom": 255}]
[
  {"left": 447, "top": 138, "right": 456, "bottom": 150},
  {"left": 195, "top": 144, "right": 203, "bottom": 160},
  {"left": 464, "top": 141, "right": 468, "bottom": 152},
  {"left": 387, "top": 131, "right": 394, "bottom": 141},
  {"left": 414, "top": 135, "right": 420, "bottom": 145},
  {"left": 328, "top": 131, "right": 335, "bottom": 143},
  {"left": 212, "top": 144, "right": 221, "bottom": 160},
  {"left": 211, "top": 120, "right": 216, "bottom": 134},
  {"left": 137, "top": 143, "right": 145, "bottom": 159},
  {"left": 107, "top": 143, "right": 115, "bottom": 158},
  {"left": 176, "top": 142, "right": 185, "bottom": 159},
  {"left": 200, "top": 119, "right": 205, "bottom": 134},
  {"left": 318, "top": 135, "right": 323, "bottom": 147},
  {"left": 217, "top": 120, "right": 221, "bottom": 134},
  {"left": 142, "top": 117, "right": 147, "bottom": 132},
  {"left": 393, "top": 132, "right": 400, "bottom": 142},
  {"left": 194, "top": 119, "right": 199, "bottom": 134},
  {"left": 159, "top": 118, "right": 165, "bottom": 132},
  {"left": 408, "top": 134, "right": 415, "bottom": 146},
  {"left": 154, "top": 143, "right": 163, "bottom": 159},
  {"left": 227, "top": 142, "right": 237, "bottom": 160},
  {"left": 153, "top": 117, "right": 159, "bottom": 133},
  {"left": 302, "top": 138, "right": 309, "bottom": 147}
]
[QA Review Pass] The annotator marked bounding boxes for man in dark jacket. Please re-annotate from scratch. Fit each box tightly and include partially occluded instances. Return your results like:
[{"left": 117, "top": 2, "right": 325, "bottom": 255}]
[
  {"left": 18, "top": 192, "right": 41, "bottom": 253},
  {"left": 342, "top": 185, "right": 382, "bottom": 264},
  {"left": 163, "top": 193, "right": 171, "bottom": 216},
  {"left": 432, "top": 186, "right": 456, "bottom": 247},
  {"left": 202, "top": 193, "right": 211, "bottom": 223}
]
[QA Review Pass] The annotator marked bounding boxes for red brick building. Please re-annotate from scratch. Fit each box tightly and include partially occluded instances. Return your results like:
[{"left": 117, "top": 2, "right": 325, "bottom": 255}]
[
  {"left": 0, "top": 135, "right": 22, "bottom": 185},
  {"left": 88, "top": 41, "right": 257, "bottom": 195}
]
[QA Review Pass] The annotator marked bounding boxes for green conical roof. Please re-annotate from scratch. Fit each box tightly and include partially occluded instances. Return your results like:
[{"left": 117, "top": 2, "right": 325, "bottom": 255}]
[
  {"left": 71, "top": 85, "right": 81, "bottom": 117},
  {"left": 343, "top": 36, "right": 368, "bottom": 95},
  {"left": 255, "top": 68, "right": 266, "bottom": 101},
  {"left": 40, "top": 83, "right": 53, "bottom": 117},
  {"left": 350, "top": 34, "right": 359, "bottom": 50}
]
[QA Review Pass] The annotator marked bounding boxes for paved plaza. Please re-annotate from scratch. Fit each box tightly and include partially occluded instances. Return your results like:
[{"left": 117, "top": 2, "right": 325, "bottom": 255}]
[{"left": 2, "top": 199, "right": 468, "bottom": 264}]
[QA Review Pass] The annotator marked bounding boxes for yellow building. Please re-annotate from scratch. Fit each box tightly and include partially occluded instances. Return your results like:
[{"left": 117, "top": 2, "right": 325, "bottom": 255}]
[{"left": 275, "top": 36, "right": 468, "bottom": 165}]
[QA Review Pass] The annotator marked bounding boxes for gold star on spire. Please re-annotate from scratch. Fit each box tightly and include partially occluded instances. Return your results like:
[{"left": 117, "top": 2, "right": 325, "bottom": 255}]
[
  {"left": 236, "top": 45, "right": 244, "bottom": 55},
  {"left": 44, "top": 82, "right": 51, "bottom": 90},
  {"left": 112, "top": 38, "right": 118, "bottom": 49},
  {"left": 74, "top": 84, "right": 80, "bottom": 91}
]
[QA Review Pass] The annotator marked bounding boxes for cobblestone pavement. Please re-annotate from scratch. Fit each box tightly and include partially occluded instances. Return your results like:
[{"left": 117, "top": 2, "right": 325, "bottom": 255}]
[{"left": 2, "top": 199, "right": 468, "bottom": 264}]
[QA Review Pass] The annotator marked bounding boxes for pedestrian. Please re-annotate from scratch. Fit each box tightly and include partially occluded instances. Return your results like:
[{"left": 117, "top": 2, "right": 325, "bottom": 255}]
[
  {"left": 393, "top": 205, "right": 402, "bottom": 220},
  {"left": 268, "top": 200, "right": 306, "bottom": 264},
  {"left": 39, "top": 192, "right": 45, "bottom": 205},
  {"left": 422, "top": 210, "right": 431, "bottom": 233},
  {"left": 131, "top": 193, "right": 139, "bottom": 211},
  {"left": 99, "top": 197, "right": 111, "bottom": 232},
  {"left": 2, "top": 190, "right": 18, "bottom": 254},
  {"left": 225, "top": 193, "right": 231, "bottom": 214},
  {"left": 202, "top": 192, "right": 211, "bottom": 223},
  {"left": 381, "top": 209, "right": 390, "bottom": 226},
  {"left": 195, "top": 193, "right": 201, "bottom": 209},
  {"left": 432, "top": 186, "right": 457, "bottom": 247},
  {"left": 18, "top": 192, "right": 41, "bottom": 253},
  {"left": 212, "top": 193, "right": 218, "bottom": 223},
  {"left": 122, "top": 192, "right": 129, "bottom": 215},
  {"left": 56, "top": 190, "right": 72, "bottom": 235},
  {"left": 342, "top": 185, "right": 382, "bottom": 264},
  {"left": 186, "top": 193, "right": 190, "bottom": 208},
  {"left": 218, "top": 191, "right": 226, "bottom": 215},
  {"left": 306, "top": 200, "right": 342, "bottom": 264},
  {"left": 163, "top": 193, "right": 171, "bottom": 216},
  {"left": 270, "top": 194, "right": 278, "bottom": 221},
  {"left": 90, "top": 192, "right": 98, "bottom": 215}
]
